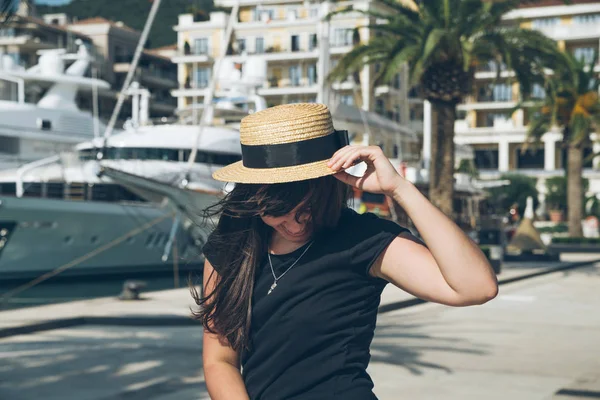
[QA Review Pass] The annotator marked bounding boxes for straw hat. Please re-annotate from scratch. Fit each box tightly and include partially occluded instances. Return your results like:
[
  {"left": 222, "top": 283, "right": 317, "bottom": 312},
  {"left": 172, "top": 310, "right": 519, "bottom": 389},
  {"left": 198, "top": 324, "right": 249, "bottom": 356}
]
[{"left": 213, "top": 103, "right": 349, "bottom": 184}]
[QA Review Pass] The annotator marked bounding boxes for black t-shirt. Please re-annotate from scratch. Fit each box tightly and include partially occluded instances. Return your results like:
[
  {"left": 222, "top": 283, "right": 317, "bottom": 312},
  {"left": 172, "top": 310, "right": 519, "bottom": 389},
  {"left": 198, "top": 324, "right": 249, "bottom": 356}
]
[{"left": 203, "top": 208, "right": 409, "bottom": 400}]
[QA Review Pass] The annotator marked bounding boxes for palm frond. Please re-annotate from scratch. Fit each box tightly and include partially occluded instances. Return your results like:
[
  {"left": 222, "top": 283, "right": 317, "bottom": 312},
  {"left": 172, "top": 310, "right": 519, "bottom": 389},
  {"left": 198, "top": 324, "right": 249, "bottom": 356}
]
[
  {"left": 1, "top": 0, "right": 21, "bottom": 25},
  {"left": 324, "top": 6, "right": 391, "bottom": 23}
]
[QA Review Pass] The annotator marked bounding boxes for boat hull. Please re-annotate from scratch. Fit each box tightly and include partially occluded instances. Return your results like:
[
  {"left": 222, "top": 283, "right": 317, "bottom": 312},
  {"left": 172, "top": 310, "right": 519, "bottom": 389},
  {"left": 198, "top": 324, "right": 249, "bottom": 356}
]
[{"left": 0, "top": 196, "right": 210, "bottom": 282}]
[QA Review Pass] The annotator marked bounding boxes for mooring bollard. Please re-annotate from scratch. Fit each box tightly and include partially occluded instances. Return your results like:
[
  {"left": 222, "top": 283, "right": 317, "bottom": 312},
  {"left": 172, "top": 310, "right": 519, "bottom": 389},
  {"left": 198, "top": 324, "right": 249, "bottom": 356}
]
[{"left": 118, "top": 280, "right": 146, "bottom": 300}]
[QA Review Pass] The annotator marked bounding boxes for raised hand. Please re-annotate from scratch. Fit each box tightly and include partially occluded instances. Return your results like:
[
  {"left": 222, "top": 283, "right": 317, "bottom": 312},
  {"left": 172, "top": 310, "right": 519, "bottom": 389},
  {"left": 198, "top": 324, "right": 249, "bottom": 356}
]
[{"left": 327, "top": 145, "right": 404, "bottom": 196}]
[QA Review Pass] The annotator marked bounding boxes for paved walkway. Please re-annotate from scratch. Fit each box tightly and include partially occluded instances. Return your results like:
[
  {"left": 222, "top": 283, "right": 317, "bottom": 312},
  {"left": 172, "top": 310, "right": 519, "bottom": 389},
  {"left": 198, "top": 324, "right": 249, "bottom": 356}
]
[
  {"left": 370, "top": 262, "right": 600, "bottom": 400},
  {"left": 2, "top": 253, "right": 598, "bottom": 336},
  {"left": 1, "top": 255, "right": 599, "bottom": 399}
]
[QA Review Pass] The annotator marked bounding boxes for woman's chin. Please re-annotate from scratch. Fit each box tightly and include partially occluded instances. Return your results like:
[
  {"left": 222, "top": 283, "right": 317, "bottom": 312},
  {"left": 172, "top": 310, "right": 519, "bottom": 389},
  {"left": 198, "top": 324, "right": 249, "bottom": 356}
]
[{"left": 280, "top": 229, "right": 311, "bottom": 242}]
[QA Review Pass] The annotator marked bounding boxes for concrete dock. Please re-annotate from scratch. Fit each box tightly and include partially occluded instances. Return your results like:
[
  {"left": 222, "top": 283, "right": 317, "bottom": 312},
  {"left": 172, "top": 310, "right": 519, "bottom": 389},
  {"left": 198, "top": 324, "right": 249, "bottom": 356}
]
[{"left": 1, "top": 254, "right": 599, "bottom": 399}]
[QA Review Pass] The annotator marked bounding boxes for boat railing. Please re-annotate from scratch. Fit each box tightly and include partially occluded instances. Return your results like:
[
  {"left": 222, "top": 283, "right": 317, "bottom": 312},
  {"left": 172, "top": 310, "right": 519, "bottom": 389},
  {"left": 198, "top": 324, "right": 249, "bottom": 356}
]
[{"left": 15, "top": 155, "right": 60, "bottom": 198}]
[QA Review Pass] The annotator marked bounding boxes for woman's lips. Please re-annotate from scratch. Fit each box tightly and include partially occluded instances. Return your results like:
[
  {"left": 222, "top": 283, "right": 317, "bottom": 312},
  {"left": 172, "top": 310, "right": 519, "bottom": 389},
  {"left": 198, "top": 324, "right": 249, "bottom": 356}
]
[{"left": 282, "top": 226, "right": 307, "bottom": 238}]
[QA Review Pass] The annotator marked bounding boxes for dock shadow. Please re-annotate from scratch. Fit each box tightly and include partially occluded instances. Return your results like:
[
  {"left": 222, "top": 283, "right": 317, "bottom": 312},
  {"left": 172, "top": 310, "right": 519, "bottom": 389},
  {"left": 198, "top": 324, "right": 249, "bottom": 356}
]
[{"left": 0, "top": 325, "right": 207, "bottom": 400}]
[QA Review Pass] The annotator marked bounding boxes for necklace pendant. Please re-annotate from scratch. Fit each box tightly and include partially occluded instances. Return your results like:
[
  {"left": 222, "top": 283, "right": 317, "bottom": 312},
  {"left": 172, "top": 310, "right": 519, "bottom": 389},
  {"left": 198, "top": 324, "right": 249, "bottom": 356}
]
[{"left": 268, "top": 281, "right": 277, "bottom": 295}]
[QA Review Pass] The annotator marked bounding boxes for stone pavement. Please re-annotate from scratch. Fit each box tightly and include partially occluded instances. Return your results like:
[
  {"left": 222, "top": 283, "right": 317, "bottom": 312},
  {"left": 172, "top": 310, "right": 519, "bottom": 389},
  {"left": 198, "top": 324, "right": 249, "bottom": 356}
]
[
  {"left": 369, "top": 262, "right": 600, "bottom": 400},
  {"left": 1, "top": 255, "right": 599, "bottom": 399}
]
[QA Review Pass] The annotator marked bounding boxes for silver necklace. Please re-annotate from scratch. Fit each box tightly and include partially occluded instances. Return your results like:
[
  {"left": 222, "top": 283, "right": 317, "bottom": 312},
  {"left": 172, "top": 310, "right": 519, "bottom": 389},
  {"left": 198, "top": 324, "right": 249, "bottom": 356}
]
[{"left": 267, "top": 241, "right": 314, "bottom": 295}]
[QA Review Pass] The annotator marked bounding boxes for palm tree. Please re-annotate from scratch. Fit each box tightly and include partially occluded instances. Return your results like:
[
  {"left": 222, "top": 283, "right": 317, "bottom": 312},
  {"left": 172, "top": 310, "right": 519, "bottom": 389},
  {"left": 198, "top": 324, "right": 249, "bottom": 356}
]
[
  {"left": 526, "top": 51, "right": 600, "bottom": 237},
  {"left": 1, "top": 0, "right": 28, "bottom": 24},
  {"left": 327, "top": 0, "right": 558, "bottom": 217}
]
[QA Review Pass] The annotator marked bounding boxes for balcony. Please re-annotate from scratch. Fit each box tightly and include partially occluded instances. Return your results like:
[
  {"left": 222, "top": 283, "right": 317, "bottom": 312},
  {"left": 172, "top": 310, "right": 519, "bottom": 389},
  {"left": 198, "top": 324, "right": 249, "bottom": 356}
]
[
  {"left": 172, "top": 50, "right": 212, "bottom": 64},
  {"left": 258, "top": 78, "right": 318, "bottom": 96},
  {"left": 171, "top": 80, "right": 210, "bottom": 97},
  {"left": 230, "top": 46, "right": 320, "bottom": 62},
  {"left": 454, "top": 119, "right": 527, "bottom": 139},
  {"left": 375, "top": 85, "right": 402, "bottom": 96},
  {"left": 458, "top": 101, "right": 516, "bottom": 111},
  {"left": 534, "top": 21, "right": 600, "bottom": 41}
]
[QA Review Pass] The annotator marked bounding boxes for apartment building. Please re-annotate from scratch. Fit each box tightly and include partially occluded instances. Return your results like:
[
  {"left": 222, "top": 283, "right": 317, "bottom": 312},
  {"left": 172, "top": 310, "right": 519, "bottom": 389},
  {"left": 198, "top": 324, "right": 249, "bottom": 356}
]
[
  {"left": 68, "top": 17, "right": 178, "bottom": 119},
  {"left": 453, "top": 0, "right": 600, "bottom": 191},
  {"left": 171, "top": 0, "right": 419, "bottom": 161},
  {"left": 0, "top": 4, "right": 177, "bottom": 124}
]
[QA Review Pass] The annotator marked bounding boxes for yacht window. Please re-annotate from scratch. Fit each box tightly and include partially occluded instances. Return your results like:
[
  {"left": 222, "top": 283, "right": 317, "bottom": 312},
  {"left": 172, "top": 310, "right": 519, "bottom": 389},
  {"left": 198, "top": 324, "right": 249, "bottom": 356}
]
[
  {"left": 0, "top": 183, "right": 16, "bottom": 196},
  {"left": 102, "top": 147, "right": 240, "bottom": 166},
  {"left": 23, "top": 183, "right": 42, "bottom": 197},
  {"left": 46, "top": 183, "right": 64, "bottom": 199},
  {"left": 38, "top": 119, "right": 52, "bottom": 130},
  {"left": 146, "top": 233, "right": 156, "bottom": 248},
  {"left": 78, "top": 149, "right": 95, "bottom": 161}
]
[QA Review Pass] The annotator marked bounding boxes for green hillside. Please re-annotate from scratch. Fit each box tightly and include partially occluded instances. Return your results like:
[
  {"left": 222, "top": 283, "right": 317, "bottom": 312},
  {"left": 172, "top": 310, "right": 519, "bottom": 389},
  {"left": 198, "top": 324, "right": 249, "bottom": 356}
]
[{"left": 36, "top": 0, "right": 214, "bottom": 48}]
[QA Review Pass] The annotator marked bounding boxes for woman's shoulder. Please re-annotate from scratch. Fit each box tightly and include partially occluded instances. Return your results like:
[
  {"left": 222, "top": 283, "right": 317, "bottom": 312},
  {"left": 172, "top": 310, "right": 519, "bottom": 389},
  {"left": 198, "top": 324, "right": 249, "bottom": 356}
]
[
  {"left": 338, "top": 207, "right": 408, "bottom": 234},
  {"left": 331, "top": 207, "right": 410, "bottom": 248}
]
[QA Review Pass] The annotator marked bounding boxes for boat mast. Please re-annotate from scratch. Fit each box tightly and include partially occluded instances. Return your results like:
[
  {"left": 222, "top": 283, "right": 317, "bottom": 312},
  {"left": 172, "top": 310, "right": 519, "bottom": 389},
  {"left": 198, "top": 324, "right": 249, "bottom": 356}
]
[{"left": 100, "top": 0, "right": 163, "bottom": 142}]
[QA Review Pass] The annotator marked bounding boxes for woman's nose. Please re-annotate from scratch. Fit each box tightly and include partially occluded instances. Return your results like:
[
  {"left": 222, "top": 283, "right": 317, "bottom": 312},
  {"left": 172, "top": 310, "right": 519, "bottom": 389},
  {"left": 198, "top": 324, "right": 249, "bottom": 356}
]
[{"left": 284, "top": 216, "right": 307, "bottom": 231}]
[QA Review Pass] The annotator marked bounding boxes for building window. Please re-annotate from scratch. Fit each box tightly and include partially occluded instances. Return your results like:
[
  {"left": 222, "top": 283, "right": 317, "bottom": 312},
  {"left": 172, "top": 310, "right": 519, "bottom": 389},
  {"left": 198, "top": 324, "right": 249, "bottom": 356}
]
[
  {"left": 474, "top": 149, "right": 499, "bottom": 170},
  {"left": 485, "top": 112, "right": 510, "bottom": 127},
  {"left": 532, "top": 83, "right": 546, "bottom": 99},
  {"left": 394, "top": 104, "right": 401, "bottom": 122},
  {"left": 236, "top": 38, "right": 246, "bottom": 54},
  {"left": 393, "top": 73, "right": 401, "bottom": 89},
  {"left": 287, "top": 7, "right": 298, "bottom": 20},
  {"left": 332, "top": 28, "right": 353, "bottom": 47},
  {"left": 289, "top": 65, "right": 301, "bottom": 86},
  {"left": 531, "top": 17, "right": 560, "bottom": 28},
  {"left": 114, "top": 46, "right": 132, "bottom": 63},
  {"left": 340, "top": 95, "right": 353, "bottom": 105},
  {"left": 492, "top": 83, "right": 512, "bottom": 102},
  {"left": 193, "top": 67, "right": 210, "bottom": 88},
  {"left": 291, "top": 35, "right": 300, "bottom": 52},
  {"left": 573, "top": 47, "right": 595, "bottom": 64},
  {"left": 376, "top": 99, "right": 385, "bottom": 115},
  {"left": 309, "top": 34, "right": 318, "bottom": 51},
  {"left": 561, "top": 147, "right": 594, "bottom": 168},
  {"left": 309, "top": 7, "right": 319, "bottom": 18},
  {"left": 516, "top": 147, "right": 544, "bottom": 169},
  {"left": 255, "top": 37, "right": 265, "bottom": 53},
  {"left": 194, "top": 38, "right": 209, "bottom": 55},
  {"left": 0, "top": 28, "right": 15, "bottom": 37},
  {"left": 259, "top": 9, "right": 275, "bottom": 22},
  {"left": 307, "top": 64, "right": 317, "bottom": 85},
  {"left": 573, "top": 13, "right": 600, "bottom": 24}
]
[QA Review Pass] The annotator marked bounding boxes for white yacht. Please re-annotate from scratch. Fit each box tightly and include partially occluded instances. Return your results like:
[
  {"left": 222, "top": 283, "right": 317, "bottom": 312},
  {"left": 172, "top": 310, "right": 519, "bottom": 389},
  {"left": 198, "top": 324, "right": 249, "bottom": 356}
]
[
  {"left": 0, "top": 79, "right": 265, "bottom": 282},
  {"left": 0, "top": 41, "right": 111, "bottom": 170}
]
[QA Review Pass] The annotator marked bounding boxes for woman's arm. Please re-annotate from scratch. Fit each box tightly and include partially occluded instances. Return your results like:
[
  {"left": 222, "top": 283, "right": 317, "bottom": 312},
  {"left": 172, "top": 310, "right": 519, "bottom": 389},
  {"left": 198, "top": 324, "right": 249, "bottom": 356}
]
[
  {"left": 328, "top": 145, "right": 498, "bottom": 307},
  {"left": 202, "top": 260, "right": 250, "bottom": 400},
  {"left": 372, "top": 179, "right": 498, "bottom": 306}
]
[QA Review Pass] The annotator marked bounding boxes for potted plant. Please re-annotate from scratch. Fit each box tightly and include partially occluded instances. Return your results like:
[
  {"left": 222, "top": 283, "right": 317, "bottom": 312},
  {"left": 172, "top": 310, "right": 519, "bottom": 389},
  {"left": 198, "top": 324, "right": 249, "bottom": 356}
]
[{"left": 545, "top": 177, "right": 565, "bottom": 222}]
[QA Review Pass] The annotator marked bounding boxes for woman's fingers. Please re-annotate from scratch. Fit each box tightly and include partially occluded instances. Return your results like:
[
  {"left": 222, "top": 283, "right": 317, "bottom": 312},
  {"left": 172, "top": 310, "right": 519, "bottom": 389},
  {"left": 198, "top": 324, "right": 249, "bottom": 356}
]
[
  {"left": 333, "top": 171, "right": 362, "bottom": 188},
  {"left": 328, "top": 146, "right": 376, "bottom": 171},
  {"left": 327, "top": 145, "right": 355, "bottom": 170}
]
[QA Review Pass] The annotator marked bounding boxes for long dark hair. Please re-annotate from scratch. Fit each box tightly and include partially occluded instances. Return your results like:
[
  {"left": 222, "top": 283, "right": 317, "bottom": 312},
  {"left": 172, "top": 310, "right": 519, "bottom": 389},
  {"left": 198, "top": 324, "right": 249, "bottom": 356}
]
[{"left": 191, "top": 175, "right": 350, "bottom": 352}]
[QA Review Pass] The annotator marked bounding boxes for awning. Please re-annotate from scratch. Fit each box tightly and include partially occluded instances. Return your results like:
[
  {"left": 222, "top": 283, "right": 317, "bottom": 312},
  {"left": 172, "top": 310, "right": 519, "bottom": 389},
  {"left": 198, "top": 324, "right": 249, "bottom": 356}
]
[{"left": 330, "top": 103, "right": 419, "bottom": 143}]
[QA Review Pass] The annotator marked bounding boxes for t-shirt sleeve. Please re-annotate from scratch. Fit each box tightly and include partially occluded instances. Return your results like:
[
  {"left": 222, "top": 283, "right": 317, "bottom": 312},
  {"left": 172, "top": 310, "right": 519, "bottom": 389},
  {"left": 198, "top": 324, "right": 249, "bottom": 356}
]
[
  {"left": 347, "top": 211, "right": 411, "bottom": 277},
  {"left": 201, "top": 230, "right": 220, "bottom": 270}
]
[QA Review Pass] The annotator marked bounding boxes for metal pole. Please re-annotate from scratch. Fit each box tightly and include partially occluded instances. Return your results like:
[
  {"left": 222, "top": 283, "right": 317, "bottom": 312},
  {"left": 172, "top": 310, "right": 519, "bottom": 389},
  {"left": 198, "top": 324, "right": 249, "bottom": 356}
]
[
  {"left": 186, "top": 2, "right": 241, "bottom": 170},
  {"left": 102, "top": 0, "right": 163, "bottom": 140},
  {"left": 92, "top": 67, "right": 100, "bottom": 138}
]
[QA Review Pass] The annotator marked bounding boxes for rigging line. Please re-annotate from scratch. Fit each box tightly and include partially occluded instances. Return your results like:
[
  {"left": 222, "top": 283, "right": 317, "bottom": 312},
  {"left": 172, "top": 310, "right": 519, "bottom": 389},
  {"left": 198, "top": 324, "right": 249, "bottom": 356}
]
[{"left": 0, "top": 212, "right": 174, "bottom": 307}]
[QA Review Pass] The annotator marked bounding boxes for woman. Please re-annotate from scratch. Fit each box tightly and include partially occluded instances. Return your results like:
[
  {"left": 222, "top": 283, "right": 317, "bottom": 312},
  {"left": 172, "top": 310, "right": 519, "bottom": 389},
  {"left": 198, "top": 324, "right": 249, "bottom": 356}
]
[{"left": 194, "top": 103, "right": 498, "bottom": 400}]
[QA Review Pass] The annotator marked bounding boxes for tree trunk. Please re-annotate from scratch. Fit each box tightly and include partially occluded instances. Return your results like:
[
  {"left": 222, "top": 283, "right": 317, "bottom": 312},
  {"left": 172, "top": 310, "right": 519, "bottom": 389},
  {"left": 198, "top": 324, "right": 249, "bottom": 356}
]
[
  {"left": 429, "top": 101, "right": 456, "bottom": 218},
  {"left": 567, "top": 143, "right": 584, "bottom": 237}
]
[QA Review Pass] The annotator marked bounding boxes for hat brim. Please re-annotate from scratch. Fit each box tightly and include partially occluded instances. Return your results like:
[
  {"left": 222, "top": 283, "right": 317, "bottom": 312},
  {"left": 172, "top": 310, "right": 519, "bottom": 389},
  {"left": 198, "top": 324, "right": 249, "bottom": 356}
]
[{"left": 212, "top": 160, "right": 339, "bottom": 184}]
